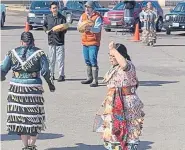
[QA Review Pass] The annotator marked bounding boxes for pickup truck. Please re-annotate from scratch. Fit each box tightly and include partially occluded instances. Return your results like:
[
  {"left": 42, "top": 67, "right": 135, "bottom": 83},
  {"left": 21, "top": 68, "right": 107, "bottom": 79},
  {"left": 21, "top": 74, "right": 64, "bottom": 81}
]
[{"left": 1, "top": 3, "right": 6, "bottom": 27}]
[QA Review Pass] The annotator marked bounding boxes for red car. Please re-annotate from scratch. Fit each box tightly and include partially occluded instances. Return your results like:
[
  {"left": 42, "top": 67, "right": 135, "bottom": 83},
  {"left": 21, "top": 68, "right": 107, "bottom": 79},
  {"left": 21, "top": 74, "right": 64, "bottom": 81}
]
[{"left": 103, "top": 1, "right": 164, "bottom": 32}]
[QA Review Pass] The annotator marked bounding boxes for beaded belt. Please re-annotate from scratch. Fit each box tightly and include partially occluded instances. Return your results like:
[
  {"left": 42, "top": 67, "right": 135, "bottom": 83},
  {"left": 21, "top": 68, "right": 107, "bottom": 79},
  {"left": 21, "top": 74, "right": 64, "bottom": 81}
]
[
  {"left": 108, "top": 86, "right": 136, "bottom": 96},
  {"left": 12, "top": 71, "right": 40, "bottom": 79}
]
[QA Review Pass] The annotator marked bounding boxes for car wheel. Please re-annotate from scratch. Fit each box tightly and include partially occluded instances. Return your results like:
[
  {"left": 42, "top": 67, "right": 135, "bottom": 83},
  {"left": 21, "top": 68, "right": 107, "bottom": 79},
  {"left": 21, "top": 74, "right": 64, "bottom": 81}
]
[
  {"left": 29, "top": 25, "right": 33, "bottom": 30},
  {"left": 105, "top": 29, "right": 111, "bottom": 32},
  {"left": 1, "top": 13, "right": 5, "bottom": 27},
  {"left": 66, "top": 14, "right": 72, "bottom": 24},
  {"left": 166, "top": 29, "right": 171, "bottom": 35},
  {"left": 156, "top": 18, "right": 163, "bottom": 32}
]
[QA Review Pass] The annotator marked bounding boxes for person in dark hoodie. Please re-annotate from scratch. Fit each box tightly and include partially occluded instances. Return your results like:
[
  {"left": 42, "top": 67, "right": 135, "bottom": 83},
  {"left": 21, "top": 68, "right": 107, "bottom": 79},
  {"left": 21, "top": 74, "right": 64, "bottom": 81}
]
[
  {"left": 43, "top": 1, "right": 67, "bottom": 82},
  {"left": 123, "top": 0, "right": 136, "bottom": 27}
]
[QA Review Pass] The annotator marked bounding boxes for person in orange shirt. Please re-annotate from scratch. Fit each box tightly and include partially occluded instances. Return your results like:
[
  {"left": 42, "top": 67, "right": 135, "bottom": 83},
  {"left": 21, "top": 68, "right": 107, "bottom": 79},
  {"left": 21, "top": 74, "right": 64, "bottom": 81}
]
[{"left": 78, "top": 1, "right": 102, "bottom": 87}]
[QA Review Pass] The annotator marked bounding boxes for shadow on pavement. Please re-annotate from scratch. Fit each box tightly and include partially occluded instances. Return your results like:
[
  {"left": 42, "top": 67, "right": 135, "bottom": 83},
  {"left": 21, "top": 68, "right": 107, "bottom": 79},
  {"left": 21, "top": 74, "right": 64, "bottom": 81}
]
[
  {"left": 32, "top": 27, "right": 77, "bottom": 31},
  {"left": 0, "top": 133, "right": 64, "bottom": 141},
  {"left": 138, "top": 141, "right": 154, "bottom": 149},
  {"left": 46, "top": 143, "right": 105, "bottom": 150},
  {"left": 66, "top": 77, "right": 104, "bottom": 81},
  {"left": 153, "top": 44, "right": 185, "bottom": 47},
  {"left": 139, "top": 81, "right": 178, "bottom": 86},
  {"left": 1, "top": 25, "right": 24, "bottom": 30},
  {"left": 176, "top": 33, "right": 185, "bottom": 36},
  {"left": 158, "top": 32, "right": 185, "bottom": 37},
  {"left": 46, "top": 141, "right": 154, "bottom": 150}
]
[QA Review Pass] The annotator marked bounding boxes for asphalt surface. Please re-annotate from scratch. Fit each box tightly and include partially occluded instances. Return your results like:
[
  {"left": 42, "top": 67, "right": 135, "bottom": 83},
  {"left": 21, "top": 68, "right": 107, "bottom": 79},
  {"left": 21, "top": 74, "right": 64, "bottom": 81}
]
[{"left": 1, "top": 10, "right": 185, "bottom": 150}]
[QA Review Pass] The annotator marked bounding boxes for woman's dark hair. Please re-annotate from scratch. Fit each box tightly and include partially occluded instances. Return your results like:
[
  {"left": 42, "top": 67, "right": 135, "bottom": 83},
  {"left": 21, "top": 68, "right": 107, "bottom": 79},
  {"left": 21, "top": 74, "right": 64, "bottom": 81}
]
[
  {"left": 50, "top": 1, "right": 59, "bottom": 8},
  {"left": 115, "top": 43, "right": 131, "bottom": 61},
  {"left": 21, "top": 31, "right": 34, "bottom": 61}
]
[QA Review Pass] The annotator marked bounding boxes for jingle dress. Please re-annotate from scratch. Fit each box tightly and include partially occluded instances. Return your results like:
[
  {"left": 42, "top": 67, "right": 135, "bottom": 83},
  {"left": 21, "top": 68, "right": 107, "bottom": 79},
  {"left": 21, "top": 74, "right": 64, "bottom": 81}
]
[
  {"left": 1, "top": 46, "right": 53, "bottom": 136},
  {"left": 97, "top": 61, "right": 144, "bottom": 150},
  {"left": 140, "top": 9, "right": 157, "bottom": 45}
]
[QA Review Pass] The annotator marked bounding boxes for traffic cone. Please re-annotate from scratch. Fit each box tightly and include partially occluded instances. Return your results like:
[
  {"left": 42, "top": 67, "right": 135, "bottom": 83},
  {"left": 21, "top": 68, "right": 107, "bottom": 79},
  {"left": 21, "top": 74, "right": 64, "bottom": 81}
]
[
  {"left": 25, "top": 22, "right": 30, "bottom": 32},
  {"left": 131, "top": 23, "right": 140, "bottom": 42}
]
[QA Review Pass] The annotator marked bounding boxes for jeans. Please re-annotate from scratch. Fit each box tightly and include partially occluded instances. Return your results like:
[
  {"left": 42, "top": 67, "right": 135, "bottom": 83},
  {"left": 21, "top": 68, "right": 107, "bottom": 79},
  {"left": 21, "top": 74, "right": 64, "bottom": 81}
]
[
  {"left": 48, "top": 45, "right": 65, "bottom": 76},
  {"left": 83, "top": 45, "right": 99, "bottom": 67}
]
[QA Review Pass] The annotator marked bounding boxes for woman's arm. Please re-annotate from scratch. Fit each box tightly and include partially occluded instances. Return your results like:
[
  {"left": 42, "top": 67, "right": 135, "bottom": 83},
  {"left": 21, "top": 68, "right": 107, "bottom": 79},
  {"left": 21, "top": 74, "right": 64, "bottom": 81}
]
[
  {"left": 112, "top": 49, "right": 128, "bottom": 69},
  {"left": 109, "top": 42, "right": 128, "bottom": 70},
  {"left": 139, "top": 11, "right": 145, "bottom": 22},
  {"left": 90, "top": 16, "right": 102, "bottom": 33},
  {"left": 40, "top": 53, "right": 55, "bottom": 92}
]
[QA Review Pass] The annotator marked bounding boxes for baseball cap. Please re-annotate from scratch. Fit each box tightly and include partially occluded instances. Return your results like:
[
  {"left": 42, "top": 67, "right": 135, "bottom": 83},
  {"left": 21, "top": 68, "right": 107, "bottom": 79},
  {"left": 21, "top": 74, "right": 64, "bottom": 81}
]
[{"left": 85, "top": 1, "right": 95, "bottom": 9}]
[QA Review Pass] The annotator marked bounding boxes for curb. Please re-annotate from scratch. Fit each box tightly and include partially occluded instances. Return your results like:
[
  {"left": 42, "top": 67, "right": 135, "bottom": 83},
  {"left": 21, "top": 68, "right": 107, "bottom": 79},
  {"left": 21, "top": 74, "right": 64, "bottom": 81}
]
[{"left": 6, "top": 6, "right": 28, "bottom": 12}]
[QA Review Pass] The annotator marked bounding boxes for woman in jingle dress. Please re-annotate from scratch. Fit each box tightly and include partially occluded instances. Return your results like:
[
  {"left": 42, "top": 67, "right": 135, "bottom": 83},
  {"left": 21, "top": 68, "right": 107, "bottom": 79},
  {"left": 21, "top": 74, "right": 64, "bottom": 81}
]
[
  {"left": 140, "top": 2, "right": 157, "bottom": 46},
  {"left": 98, "top": 42, "right": 144, "bottom": 150},
  {"left": 1, "top": 32, "right": 55, "bottom": 150}
]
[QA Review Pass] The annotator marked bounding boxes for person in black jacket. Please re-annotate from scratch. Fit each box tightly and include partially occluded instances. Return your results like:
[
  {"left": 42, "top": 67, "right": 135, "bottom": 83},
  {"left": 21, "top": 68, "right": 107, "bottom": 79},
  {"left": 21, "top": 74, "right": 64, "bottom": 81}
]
[
  {"left": 123, "top": 0, "right": 136, "bottom": 29},
  {"left": 43, "top": 1, "right": 67, "bottom": 82},
  {"left": 124, "top": 0, "right": 136, "bottom": 18}
]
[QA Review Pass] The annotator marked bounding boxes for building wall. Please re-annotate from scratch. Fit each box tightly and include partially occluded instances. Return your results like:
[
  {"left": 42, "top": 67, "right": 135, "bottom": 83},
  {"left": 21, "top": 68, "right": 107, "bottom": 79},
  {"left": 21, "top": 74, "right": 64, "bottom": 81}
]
[
  {"left": 1, "top": 0, "right": 182, "bottom": 7},
  {"left": 158, "top": 0, "right": 165, "bottom": 7}
]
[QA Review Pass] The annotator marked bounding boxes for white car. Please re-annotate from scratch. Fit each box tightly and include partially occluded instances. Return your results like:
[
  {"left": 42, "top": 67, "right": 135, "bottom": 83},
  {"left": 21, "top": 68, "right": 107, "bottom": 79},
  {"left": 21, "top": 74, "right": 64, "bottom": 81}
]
[{"left": 1, "top": 4, "right": 6, "bottom": 27}]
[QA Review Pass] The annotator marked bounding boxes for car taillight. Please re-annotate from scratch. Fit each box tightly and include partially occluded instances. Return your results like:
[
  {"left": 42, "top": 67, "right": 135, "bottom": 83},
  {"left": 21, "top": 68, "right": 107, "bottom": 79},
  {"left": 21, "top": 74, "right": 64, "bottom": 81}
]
[{"left": 104, "top": 12, "right": 108, "bottom": 17}]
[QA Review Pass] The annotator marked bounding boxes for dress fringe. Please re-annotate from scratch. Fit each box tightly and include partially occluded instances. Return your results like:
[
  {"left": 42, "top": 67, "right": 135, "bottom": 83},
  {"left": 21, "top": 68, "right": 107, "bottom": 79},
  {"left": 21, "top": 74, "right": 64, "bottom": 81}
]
[
  {"left": 9, "top": 84, "right": 44, "bottom": 93},
  {"left": 7, "top": 82, "right": 45, "bottom": 135}
]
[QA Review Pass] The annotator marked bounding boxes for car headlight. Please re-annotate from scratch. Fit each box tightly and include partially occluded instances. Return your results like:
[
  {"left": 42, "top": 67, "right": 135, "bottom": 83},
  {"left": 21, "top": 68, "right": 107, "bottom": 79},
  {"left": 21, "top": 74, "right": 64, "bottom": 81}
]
[
  {"left": 165, "top": 15, "right": 170, "bottom": 21},
  {"left": 28, "top": 13, "right": 35, "bottom": 17}
]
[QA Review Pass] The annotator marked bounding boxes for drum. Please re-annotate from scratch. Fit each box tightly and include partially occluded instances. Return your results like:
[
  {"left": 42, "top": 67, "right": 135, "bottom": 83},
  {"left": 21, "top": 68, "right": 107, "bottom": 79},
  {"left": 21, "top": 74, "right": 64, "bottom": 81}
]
[
  {"left": 77, "top": 20, "right": 94, "bottom": 33},
  {"left": 52, "top": 23, "right": 69, "bottom": 32}
]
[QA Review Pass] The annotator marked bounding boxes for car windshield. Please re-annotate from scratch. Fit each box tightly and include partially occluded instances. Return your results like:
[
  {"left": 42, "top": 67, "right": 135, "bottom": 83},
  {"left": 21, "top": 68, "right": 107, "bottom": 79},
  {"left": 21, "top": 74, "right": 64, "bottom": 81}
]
[
  {"left": 173, "top": 3, "right": 185, "bottom": 12},
  {"left": 113, "top": 2, "right": 125, "bottom": 10},
  {"left": 30, "top": 1, "right": 55, "bottom": 9},
  {"left": 94, "top": 1, "right": 102, "bottom": 8}
]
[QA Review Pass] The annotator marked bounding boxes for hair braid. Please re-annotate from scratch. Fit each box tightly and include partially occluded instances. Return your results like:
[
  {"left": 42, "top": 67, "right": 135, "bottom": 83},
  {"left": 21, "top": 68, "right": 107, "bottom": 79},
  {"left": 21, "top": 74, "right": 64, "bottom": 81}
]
[{"left": 20, "top": 32, "right": 34, "bottom": 61}]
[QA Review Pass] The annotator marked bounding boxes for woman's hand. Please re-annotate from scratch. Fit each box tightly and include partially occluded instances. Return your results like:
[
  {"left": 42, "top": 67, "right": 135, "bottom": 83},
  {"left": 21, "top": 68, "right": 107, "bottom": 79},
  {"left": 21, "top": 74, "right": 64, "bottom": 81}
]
[
  {"left": 108, "top": 42, "right": 128, "bottom": 69},
  {"left": 109, "top": 41, "right": 116, "bottom": 56},
  {"left": 109, "top": 41, "right": 115, "bottom": 50}
]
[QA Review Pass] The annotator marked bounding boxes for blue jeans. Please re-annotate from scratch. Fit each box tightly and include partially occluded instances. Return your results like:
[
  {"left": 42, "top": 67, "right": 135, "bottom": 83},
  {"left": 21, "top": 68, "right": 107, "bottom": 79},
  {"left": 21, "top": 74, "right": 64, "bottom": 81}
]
[{"left": 83, "top": 45, "right": 99, "bottom": 67}]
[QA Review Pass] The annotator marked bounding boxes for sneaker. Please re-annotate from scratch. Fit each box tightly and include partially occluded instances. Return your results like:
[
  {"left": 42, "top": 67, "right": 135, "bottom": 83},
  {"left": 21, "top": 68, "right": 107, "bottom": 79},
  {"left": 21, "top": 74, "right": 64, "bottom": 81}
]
[{"left": 57, "top": 75, "right": 65, "bottom": 82}]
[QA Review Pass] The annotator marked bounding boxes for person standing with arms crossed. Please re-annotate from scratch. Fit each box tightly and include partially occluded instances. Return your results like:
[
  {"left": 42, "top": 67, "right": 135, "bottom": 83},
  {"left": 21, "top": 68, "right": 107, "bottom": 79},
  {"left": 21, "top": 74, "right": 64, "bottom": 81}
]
[
  {"left": 43, "top": 1, "right": 67, "bottom": 82},
  {"left": 78, "top": 1, "right": 102, "bottom": 87}
]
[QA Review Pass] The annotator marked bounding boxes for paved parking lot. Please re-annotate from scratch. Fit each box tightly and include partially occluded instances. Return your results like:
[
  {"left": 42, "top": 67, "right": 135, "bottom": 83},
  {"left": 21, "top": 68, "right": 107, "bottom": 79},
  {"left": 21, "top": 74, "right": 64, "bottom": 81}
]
[{"left": 1, "top": 10, "right": 185, "bottom": 150}]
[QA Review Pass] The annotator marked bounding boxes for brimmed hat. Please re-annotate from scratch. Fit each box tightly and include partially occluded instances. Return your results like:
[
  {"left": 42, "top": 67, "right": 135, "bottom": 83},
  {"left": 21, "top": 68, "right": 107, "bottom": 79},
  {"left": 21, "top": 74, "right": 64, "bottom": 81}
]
[{"left": 85, "top": 1, "right": 95, "bottom": 9}]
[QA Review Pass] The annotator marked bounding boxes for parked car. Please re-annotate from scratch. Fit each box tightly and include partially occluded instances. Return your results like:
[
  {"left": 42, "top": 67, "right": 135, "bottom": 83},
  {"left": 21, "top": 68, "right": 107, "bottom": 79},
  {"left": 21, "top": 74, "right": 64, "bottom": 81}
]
[
  {"left": 103, "top": 1, "right": 163, "bottom": 32},
  {"left": 27, "top": 0, "right": 64, "bottom": 29},
  {"left": 64, "top": 1, "right": 109, "bottom": 24},
  {"left": 163, "top": 2, "right": 185, "bottom": 35},
  {"left": 1, "top": 3, "right": 6, "bottom": 27}
]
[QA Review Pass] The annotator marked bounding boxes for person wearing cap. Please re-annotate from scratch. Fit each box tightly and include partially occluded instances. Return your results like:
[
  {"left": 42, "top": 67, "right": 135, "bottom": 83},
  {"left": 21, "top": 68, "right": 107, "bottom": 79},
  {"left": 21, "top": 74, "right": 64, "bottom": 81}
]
[{"left": 78, "top": 1, "right": 103, "bottom": 87}]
